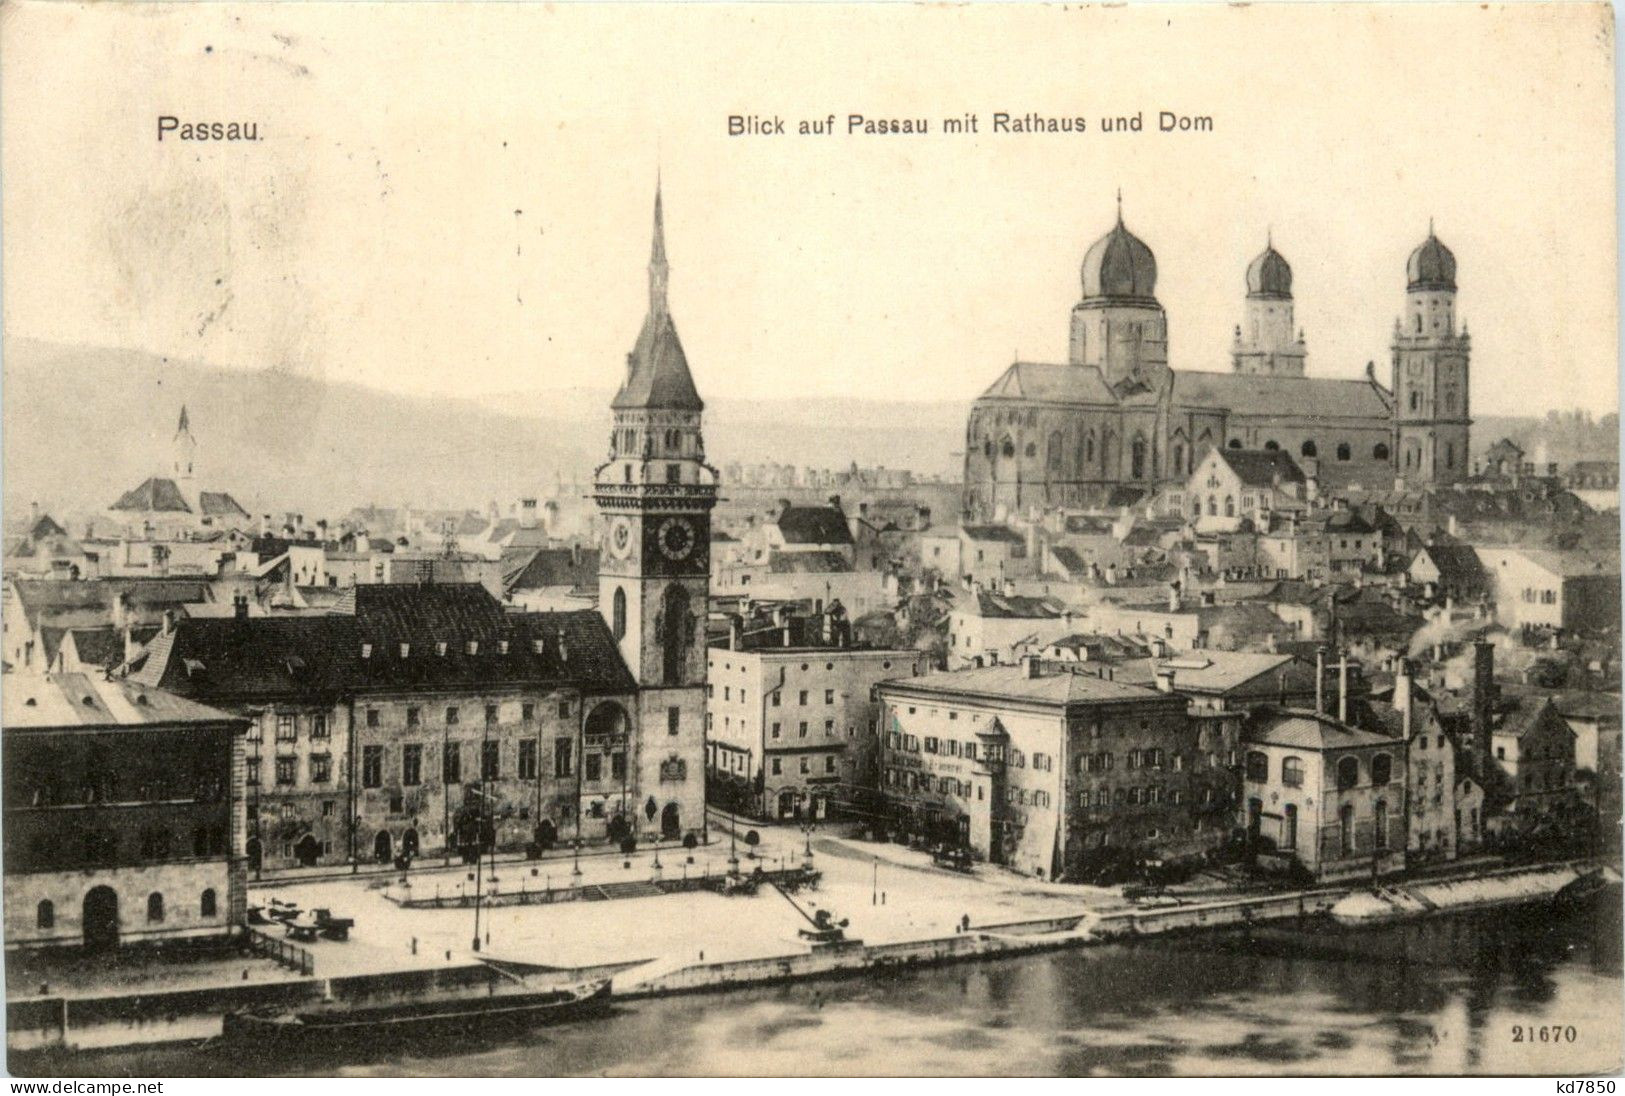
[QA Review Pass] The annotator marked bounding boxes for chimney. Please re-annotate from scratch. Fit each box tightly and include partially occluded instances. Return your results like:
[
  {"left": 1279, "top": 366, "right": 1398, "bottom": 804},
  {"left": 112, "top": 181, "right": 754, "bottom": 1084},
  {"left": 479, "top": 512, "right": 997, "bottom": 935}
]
[
  {"left": 123, "top": 625, "right": 138, "bottom": 662},
  {"left": 1395, "top": 658, "right": 1413, "bottom": 740},
  {"left": 728, "top": 614, "right": 743, "bottom": 652},
  {"left": 1023, "top": 654, "right": 1042, "bottom": 679},
  {"left": 1154, "top": 667, "right": 1175, "bottom": 693},
  {"left": 828, "top": 494, "right": 843, "bottom": 514},
  {"left": 1337, "top": 652, "right": 1349, "bottom": 724},
  {"left": 1314, "top": 646, "right": 1326, "bottom": 714},
  {"left": 233, "top": 593, "right": 249, "bottom": 620},
  {"left": 1168, "top": 582, "right": 1182, "bottom": 613},
  {"left": 29, "top": 501, "right": 39, "bottom": 527},
  {"left": 161, "top": 610, "right": 176, "bottom": 636},
  {"left": 1472, "top": 639, "right": 1495, "bottom": 777}
]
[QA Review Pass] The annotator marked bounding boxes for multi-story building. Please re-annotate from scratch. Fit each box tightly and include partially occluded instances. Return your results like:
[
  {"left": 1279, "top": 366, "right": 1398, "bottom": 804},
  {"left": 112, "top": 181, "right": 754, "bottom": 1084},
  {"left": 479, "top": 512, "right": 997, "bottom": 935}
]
[
  {"left": 1241, "top": 708, "right": 1408, "bottom": 880},
  {"left": 705, "top": 637, "right": 922, "bottom": 821},
  {"left": 127, "top": 185, "right": 713, "bottom": 872},
  {"left": 947, "top": 588, "right": 1071, "bottom": 669},
  {"left": 876, "top": 660, "right": 1198, "bottom": 880},
  {"left": 3, "top": 672, "right": 247, "bottom": 950},
  {"left": 1477, "top": 547, "right": 1623, "bottom": 632},
  {"left": 1491, "top": 696, "right": 1580, "bottom": 826}
]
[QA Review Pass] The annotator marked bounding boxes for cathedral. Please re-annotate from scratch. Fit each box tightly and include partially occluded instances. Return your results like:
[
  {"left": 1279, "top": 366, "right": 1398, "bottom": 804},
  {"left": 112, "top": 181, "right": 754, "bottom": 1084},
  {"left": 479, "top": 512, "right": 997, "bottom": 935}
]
[{"left": 961, "top": 202, "right": 1471, "bottom": 522}]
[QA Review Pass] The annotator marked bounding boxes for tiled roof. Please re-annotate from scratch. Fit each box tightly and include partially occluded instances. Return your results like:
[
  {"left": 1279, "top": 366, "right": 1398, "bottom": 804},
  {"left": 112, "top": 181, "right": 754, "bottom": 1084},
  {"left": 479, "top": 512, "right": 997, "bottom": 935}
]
[
  {"left": 131, "top": 593, "right": 635, "bottom": 703},
  {"left": 502, "top": 547, "right": 600, "bottom": 593},
  {"left": 971, "top": 591, "right": 1063, "bottom": 619},
  {"left": 612, "top": 310, "right": 704, "bottom": 411},
  {"left": 1218, "top": 448, "right": 1307, "bottom": 488},
  {"left": 27, "top": 514, "right": 67, "bottom": 540},
  {"left": 885, "top": 663, "right": 1172, "bottom": 707},
  {"left": 3, "top": 671, "right": 243, "bottom": 729},
  {"left": 198, "top": 492, "right": 250, "bottom": 518},
  {"left": 1048, "top": 546, "right": 1089, "bottom": 576},
  {"left": 776, "top": 506, "right": 854, "bottom": 546},
  {"left": 1505, "top": 549, "right": 1621, "bottom": 578},
  {"left": 1118, "top": 651, "right": 1299, "bottom": 693},
  {"left": 1245, "top": 708, "right": 1397, "bottom": 750},
  {"left": 961, "top": 524, "right": 1025, "bottom": 545},
  {"left": 109, "top": 477, "right": 191, "bottom": 513},
  {"left": 1172, "top": 371, "right": 1393, "bottom": 420},
  {"left": 10, "top": 577, "right": 210, "bottom": 630},
  {"left": 769, "top": 551, "right": 854, "bottom": 574},
  {"left": 1414, "top": 544, "right": 1487, "bottom": 587},
  {"left": 977, "top": 362, "right": 1118, "bottom": 406}
]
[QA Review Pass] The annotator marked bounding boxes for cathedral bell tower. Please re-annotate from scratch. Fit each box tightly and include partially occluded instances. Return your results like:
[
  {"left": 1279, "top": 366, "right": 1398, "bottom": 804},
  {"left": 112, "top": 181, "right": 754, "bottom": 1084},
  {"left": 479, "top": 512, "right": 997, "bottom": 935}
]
[
  {"left": 595, "top": 183, "right": 717, "bottom": 689},
  {"left": 1231, "top": 237, "right": 1307, "bottom": 377},
  {"left": 1391, "top": 224, "right": 1471, "bottom": 486}
]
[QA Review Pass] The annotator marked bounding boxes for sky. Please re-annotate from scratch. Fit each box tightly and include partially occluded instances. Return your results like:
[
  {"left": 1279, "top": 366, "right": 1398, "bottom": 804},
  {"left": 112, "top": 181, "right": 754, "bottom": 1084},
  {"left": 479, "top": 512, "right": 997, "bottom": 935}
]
[{"left": 2, "top": 2, "right": 1617, "bottom": 418}]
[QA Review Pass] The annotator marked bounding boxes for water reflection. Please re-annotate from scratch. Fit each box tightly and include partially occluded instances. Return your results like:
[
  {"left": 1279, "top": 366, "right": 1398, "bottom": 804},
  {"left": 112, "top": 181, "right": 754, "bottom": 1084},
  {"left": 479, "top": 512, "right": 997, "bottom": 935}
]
[{"left": 29, "top": 895, "right": 1623, "bottom": 1077}]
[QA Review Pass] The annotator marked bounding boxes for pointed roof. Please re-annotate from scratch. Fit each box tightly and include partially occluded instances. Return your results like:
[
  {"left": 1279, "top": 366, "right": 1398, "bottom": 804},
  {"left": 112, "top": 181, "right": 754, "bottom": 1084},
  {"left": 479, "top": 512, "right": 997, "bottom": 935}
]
[
  {"left": 110, "top": 476, "right": 191, "bottom": 513},
  {"left": 1407, "top": 227, "right": 1457, "bottom": 292},
  {"left": 612, "top": 185, "right": 703, "bottom": 412},
  {"left": 1246, "top": 242, "right": 1293, "bottom": 300},
  {"left": 1080, "top": 199, "right": 1158, "bottom": 303},
  {"left": 176, "top": 404, "right": 192, "bottom": 438}
]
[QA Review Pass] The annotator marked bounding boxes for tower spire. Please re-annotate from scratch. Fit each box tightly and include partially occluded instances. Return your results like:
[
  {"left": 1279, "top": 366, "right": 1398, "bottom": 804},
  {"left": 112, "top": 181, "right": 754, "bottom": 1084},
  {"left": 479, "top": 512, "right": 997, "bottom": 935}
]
[
  {"left": 1115, "top": 188, "right": 1123, "bottom": 224},
  {"left": 176, "top": 404, "right": 191, "bottom": 438},
  {"left": 649, "top": 176, "right": 669, "bottom": 314}
]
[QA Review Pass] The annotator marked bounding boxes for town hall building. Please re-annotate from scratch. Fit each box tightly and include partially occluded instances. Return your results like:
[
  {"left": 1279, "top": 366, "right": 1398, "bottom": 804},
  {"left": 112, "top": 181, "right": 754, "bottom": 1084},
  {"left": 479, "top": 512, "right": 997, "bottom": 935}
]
[{"left": 962, "top": 201, "right": 1472, "bottom": 521}]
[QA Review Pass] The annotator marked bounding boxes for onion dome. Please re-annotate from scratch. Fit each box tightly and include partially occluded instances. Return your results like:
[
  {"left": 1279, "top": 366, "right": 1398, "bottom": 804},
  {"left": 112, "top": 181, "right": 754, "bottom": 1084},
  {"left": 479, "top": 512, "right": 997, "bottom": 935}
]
[
  {"left": 1081, "top": 199, "right": 1158, "bottom": 303},
  {"left": 1407, "top": 226, "right": 1457, "bottom": 292},
  {"left": 1245, "top": 242, "right": 1292, "bottom": 300}
]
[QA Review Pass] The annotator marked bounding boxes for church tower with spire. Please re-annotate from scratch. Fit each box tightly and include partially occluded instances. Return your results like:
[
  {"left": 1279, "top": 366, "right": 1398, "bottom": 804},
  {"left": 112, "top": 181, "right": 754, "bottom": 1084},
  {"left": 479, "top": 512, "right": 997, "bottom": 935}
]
[
  {"left": 594, "top": 182, "right": 715, "bottom": 832},
  {"left": 1068, "top": 194, "right": 1169, "bottom": 394},
  {"left": 1231, "top": 236, "right": 1307, "bottom": 376},
  {"left": 1392, "top": 223, "right": 1471, "bottom": 485},
  {"left": 172, "top": 404, "right": 199, "bottom": 511}
]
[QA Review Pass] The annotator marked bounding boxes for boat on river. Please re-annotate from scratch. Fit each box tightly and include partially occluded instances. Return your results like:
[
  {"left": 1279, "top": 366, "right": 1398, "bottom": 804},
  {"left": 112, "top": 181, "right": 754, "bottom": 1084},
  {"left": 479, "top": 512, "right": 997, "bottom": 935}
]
[{"left": 221, "top": 978, "right": 611, "bottom": 1050}]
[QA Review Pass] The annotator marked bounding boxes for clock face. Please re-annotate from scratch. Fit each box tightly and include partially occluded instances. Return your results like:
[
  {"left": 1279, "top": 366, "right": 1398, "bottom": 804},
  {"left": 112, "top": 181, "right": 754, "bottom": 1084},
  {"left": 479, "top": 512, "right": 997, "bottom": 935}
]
[
  {"left": 656, "top": 516, "right": 697, "bottom": 561},
  {"left": 609, "top": 517, "right": 633, "bottom": 560}
]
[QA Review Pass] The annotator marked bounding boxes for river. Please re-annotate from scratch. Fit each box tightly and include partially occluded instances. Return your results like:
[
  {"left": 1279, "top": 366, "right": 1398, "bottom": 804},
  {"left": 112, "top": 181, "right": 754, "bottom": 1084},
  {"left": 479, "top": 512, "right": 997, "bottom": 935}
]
[{"left": 28, "top": 894, "right": 1624, "bottom": 1077}]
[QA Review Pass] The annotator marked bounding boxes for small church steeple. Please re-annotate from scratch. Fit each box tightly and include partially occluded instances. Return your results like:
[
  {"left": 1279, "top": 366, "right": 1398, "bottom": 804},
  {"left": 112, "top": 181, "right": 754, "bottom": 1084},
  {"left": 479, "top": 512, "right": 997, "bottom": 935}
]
[
  {"left": 172, "top": 404, "right": 197, "bottom": 480},
  {"left": 649, "top": 176, "right": 669, "bottom": 315}
]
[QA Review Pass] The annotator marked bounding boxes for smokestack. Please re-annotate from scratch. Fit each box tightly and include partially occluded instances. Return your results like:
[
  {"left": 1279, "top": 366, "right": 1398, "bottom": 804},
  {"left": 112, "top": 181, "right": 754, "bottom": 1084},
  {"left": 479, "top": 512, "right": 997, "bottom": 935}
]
[
  {"left": 1314, "top": 646, "right": 1326, "bottom": 714},
  {"left": 1395, "top": 658, "right": 1413, "bottom": 740},
  {"left": 1154, "top": 667, "right": 1175, "bottom": 693},
  {"left": 729, "top": 614, "right": 742, "bottom": 652},
  {"left": 1337, "top": 652, "right": 1349, "bottom": 724}
]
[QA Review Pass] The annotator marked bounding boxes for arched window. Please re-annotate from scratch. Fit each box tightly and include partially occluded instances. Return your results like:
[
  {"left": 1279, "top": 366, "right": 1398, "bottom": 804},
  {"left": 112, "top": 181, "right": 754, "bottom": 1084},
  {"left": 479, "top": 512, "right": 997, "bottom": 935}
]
[
  {"left": 1085, "top": 432, "right": 1095, "bottom": 463},
  {"left": 1301, "top": 440, "right": 1317, "bottom": 458},
  {"left": 658, "top": 585, "right": 693, "bottom": 686},
  {"left": 611, "top": 587, "right": 627, "bottom": 641},
  {"left": 1224, "top": 496, "right": 1235, "bottom": 517},
  {"left": 1339, "top": 804, "right": 1355, "bottom": 855},
  {"left": 1264, "top": 440, "right": 1280, "bottom": 451},
  {"left": 1282, "top": 756, "right": 1304, "bottom": 788},
  {"left": 983, "top": 440, "right": 992, "bottom": 457},
  {"left": 147, "top": 892, "right": 165, "bottom": 923},
  {"left": 1371, "top": 753, "right": 1392, "bottom": 785},
  {"left": 1336, "top": 756, "right": 1360, "bottom": 790},
  {"left": 1374, "top": 800, "right": 1390, "bottom": 849},
  {"left": 1245, "top": 751, "right": 1269, "bottom": 782},
  {"left": 1047, "top": 431, "right": 1064, "bottom": 471},
  {"left": 1445, "top": 443, "right": 1455, "bottom": 469},
  {"left": 1283, "top": 804, "right": 1298, "bottom": 849},
  {"left": 36, "top": 899, "right": 54, "bottom": 930},
  {"left": 1190, "top": 497, "right": 1201, "bottom": 516},
  {"left": 1000, "top": 437, "right": 1015, "bottom": 459},
  {"left": 201, "top": 888, "right": 217, "bottom": 917},
  {"left": 1024, "top": 441, "right": 1037, "bottom": 458},
  {"left": 1228, "top": 438, "right": 1243, "bottom": 450},
  {"left": 1336, "top": 443, "right": 1351, "bottom": 462},
  {"left": 1409, "top": 391, "right": 1421, "bottom": 412},
  {"left": 1207, "top": 496, "right": 1218, "bottom": 516},
  {"left": 1373, "top": 442, "right": 1390, "bottom": 461},
  {"left": 1172, "top": 443, "right": 1184, "bottom": 474},
  {"left": 1131, "top": 436, "right": 1147, "bottom": 479}
]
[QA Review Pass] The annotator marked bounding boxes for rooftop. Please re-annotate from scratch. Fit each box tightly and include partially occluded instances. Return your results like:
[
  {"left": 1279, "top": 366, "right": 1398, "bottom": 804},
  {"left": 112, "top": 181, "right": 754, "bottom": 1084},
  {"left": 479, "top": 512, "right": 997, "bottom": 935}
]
[{"left": 3, "top": 671, "right": 243, "bottom": 730}]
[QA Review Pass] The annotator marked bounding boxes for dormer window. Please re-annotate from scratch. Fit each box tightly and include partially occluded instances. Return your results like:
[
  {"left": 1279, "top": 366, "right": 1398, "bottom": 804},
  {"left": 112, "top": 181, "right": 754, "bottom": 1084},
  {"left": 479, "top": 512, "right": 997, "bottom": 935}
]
[
  {"left": 399, "top": 643, "right": 410, "bottom": 659},
  {"left": 361, "top": 643, "right": 373, "bottom": 659},
  {"left": 436, "top": 641, "right": 448, "bottom": 657},
  {"left": 532, "top": 639, "right": 545, "bottom": 655},
  {"left": 467, "top": 641, "right": 479, "bottom": 656}
]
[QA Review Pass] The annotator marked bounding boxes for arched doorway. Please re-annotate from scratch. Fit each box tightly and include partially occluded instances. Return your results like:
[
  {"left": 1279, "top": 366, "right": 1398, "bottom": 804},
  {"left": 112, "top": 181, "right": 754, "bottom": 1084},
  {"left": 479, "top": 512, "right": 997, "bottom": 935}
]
[
  {"left": 401, "top": 828, "right": 420, "bottom": 859},
  {"left": 294, "top": 834, "right": 320, "bottom": 867},
  {"left": 661, "top": 803, "right": 681, "bottom": 840},
  {"left": 373, "top": 831, "right": 392, "bottom": 863},
  {"left": 778, "top": 790, "right": 796, "bottom": 819},
  {"left": 83, "top": 886, "right": 119, "bottom": 950},
  {"left": 246, "top": 837, "right": 262, "bottom": 872}
]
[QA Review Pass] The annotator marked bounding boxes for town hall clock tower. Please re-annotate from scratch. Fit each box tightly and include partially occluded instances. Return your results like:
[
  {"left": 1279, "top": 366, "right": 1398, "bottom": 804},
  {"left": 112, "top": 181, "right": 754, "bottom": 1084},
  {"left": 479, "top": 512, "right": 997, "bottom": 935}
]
[{"left": 594, "top": 183, "right": 716, "bottom": 837}]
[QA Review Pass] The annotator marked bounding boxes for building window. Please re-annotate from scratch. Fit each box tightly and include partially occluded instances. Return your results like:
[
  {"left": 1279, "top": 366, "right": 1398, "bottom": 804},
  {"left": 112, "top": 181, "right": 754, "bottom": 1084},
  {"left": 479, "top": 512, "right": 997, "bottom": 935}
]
[
  {"left": 1371, "top": 753, "right": 1393, "bottom": 785},
  {"left": 825, "top": 755, "right": 837, "bottom": 774},
  {"left": 1374, "top": 443, "right": 1390, "bottom": 461},
  {"left": 366, "top": 708, "right": 379, "bottom": 728},
  {"left": 559, "top": 701, "right": 572, "bottom": 719},
  {"left": 522, "top": 702, "right": 535, "bottom": 723},
  {"left": 824, "top": 689, "right": 835, "bottom": 704},
  {"left": 406, "top": 707, "right": 421, "bottom": 727},
  {"left": 1374, "top": 799, "right": 1390, "bottom": 849},
  {"left": 276, "top": 714, "right": 296, "bottom": 742},
  {"left": 1283, "top": 804, "right": 1298, "bottom": 848},
  {"left": 585, "top": 753, "right": 602, "bottom": 782},
  {"left": 799, "top": 722, "right": 809, "bottom": 738},
  {"left": 201, "top": 889, "right": 217, "bottom": 917},
  {"left": 311, "top": 712, "right": 329, "bottom": 739},
  {"left": 486, "top": 704, "right": 500, "bottom": 725},
  {"left": 441, "top": 742, "right": 461, "bottom": 784},
  {"left": 1337, "top": 442, "right": 1351, "bottom": 462},
  {"left": 799, "top": 756, "right": 811, "bottom": 775},
  {"left": 612, "top": 587, "right": 627, "bottom": 640},
  {"left": 362, "top": 745, "right": 383, "bottom": 788},
  {"left": 669, "top": 706, "right": 680, "bottom": 736},
  {"left": 275, "top": 757, "right": 297, "bottom": 786},
  {"left": 1339, "top": 804, "right": 1355, "bottom": 856},
  {"left": 771, "top": 758, "right": 782, "bottom": 775},
  {"left": 1336, "top": 756, "right": 1360, "bottom": 790},
  {"left": 482, "top": 742, "right": 500, "bottom": 780},
  {"left": 553, "top": 739, "right": 573, "bottom": 778},
  {"left": 402, "top": 744, "right": 423, "bottom": 786},
  {"left": 36, "top": 900, "right": 53, "bottom": 930},
  {"left": 1245, "top": 751, "right": 1269, "bottom": 783},
  {"left": 519, "top": 740, "right": 538, "bottom": 780},
  {"left": 1282, "top": 756, "right": 1304, "bottom": 788},
  {"left": 310, "top": 754, "right": 332, "bottom": 783},
  {"left": 798, "top": 690, "right": 809, "bottom": 705},
  {"left": 611, "top": 752, "right": 627, "bottom": 781},
  {"left": 1301, "top": 440, "right": 1317, "bottom": 458},
  {"left": 446, "top": 706, "right": 460, "bottom": 725},
  {"left": 147, "top": 893, "right": 165, "bottom": 923},
  {"left": 246, "top": 758, "right": 261, "bottom": 786}
]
